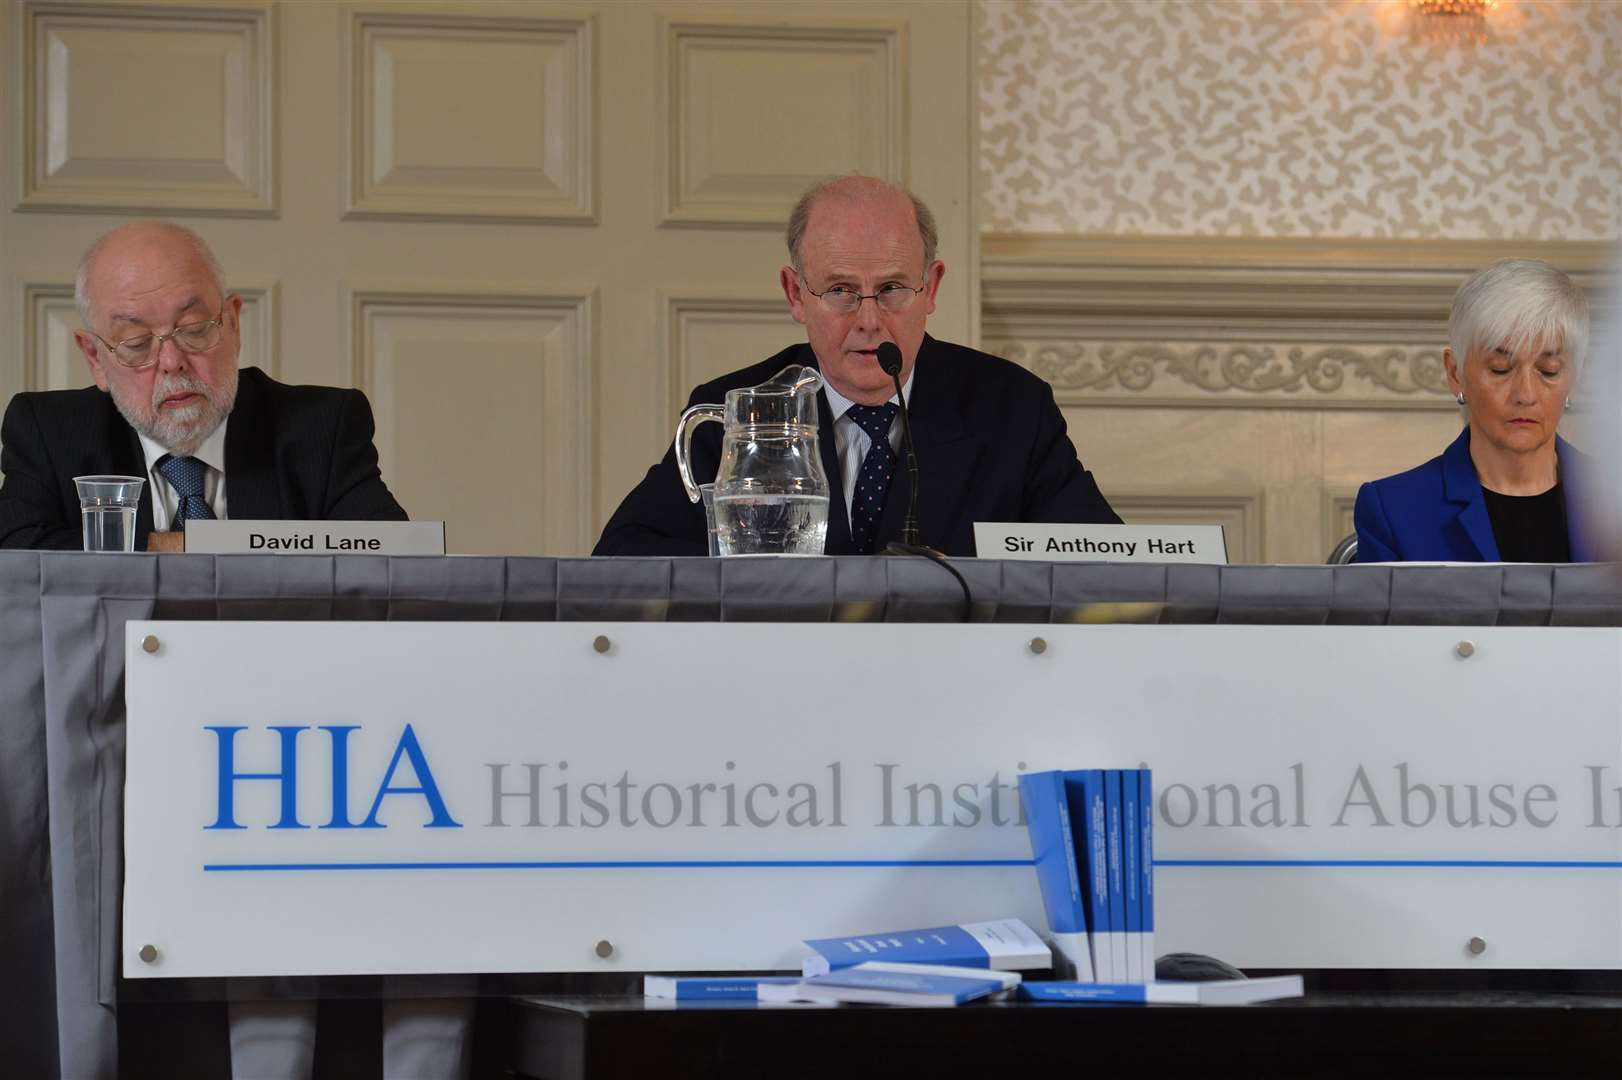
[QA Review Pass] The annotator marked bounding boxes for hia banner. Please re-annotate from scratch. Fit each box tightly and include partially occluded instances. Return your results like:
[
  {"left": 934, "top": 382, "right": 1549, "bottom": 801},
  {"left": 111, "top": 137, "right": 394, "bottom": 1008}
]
[{"left": 122, "top": 622, "right": 1622, "bottom": 978}]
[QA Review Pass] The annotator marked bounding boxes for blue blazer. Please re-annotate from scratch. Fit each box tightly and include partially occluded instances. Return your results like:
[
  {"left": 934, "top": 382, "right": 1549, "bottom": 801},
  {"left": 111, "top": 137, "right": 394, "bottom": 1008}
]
[{"left": 1354, "top": 428, "right": 1594, "bottom": 562}]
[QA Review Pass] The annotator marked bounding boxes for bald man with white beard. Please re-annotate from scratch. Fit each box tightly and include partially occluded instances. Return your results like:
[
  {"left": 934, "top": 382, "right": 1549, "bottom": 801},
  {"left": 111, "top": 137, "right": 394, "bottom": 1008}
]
[
  {"left": 0, "top": 221, "right": 407, "bottom": 551},
  {"left": 0, "top": 224, "right": 473, "bottom": 1080}
]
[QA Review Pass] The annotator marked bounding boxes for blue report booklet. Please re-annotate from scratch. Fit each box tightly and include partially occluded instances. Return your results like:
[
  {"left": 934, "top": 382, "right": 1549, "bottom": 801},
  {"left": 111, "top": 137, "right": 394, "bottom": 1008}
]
[
  {"left": 801, "top": 917, "right": 1049, "bottom": 976},
  {"left": 1018, "top": 770, "right": 1095, "bottom": 981},
  {"left": 1139, "top": 768, "right": 1155, "bottom": 980},
  {"left": 1122, "top": 769, "right": 1143, "bottom": 983},
  {"left": 1018, "top": 975, "right": 1303, "bottom": 1006},
  {"left": 643, "top": 975, "right": 801, "bottom": 1001},
  {"left": 1103, "top": 770, "right": 1127, "bottom": 981},
  {"left": 1065, "top": 769, "right": 1112, "bottom": 982},
  {"left": 760, "top": 962, "right": 1022, "bottom": 1007}
]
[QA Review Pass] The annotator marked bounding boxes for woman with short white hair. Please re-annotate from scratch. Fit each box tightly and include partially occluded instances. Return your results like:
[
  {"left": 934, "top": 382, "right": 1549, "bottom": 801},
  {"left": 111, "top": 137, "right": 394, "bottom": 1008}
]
[{"left": 1354, "top": 258, "right": 1594, "bottom": 562}]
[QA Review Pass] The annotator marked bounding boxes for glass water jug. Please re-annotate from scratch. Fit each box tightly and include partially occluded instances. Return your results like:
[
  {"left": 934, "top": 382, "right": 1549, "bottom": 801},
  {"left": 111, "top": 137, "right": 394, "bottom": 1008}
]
[{"left": 674, "top": 364, "right": 830, "bottom": 555}]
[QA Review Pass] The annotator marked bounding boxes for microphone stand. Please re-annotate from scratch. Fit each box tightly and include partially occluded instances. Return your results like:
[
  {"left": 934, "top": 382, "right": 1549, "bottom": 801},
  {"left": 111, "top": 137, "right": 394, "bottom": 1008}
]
[
  {"left": 891, "top": 365, "right": 923, "bottom": 549},
  {"left": 877, "top": 357, "right": 971, "bottom": 620}
]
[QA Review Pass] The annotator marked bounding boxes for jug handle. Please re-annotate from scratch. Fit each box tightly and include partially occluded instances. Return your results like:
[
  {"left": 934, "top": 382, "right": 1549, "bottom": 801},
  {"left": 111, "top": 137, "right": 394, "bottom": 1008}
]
[{"left": 673, "top": 403, "right": 725, "bottom": 503}]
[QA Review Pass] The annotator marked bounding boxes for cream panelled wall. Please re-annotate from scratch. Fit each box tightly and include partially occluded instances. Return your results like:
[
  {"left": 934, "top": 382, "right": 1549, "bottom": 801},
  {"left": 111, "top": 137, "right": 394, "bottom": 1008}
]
[
  {"left": 0, "top": 0, "right": 976, "bottom": 555},
  {"left": 6, "top": 0, "right": 1612, "bottom": 563},
  {"left": 977, "top": 0, "right": 1620, "bottom": 563}
]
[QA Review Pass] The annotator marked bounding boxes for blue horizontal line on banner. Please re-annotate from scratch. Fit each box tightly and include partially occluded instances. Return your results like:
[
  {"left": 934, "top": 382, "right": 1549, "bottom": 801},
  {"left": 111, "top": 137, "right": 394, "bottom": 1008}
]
[
  {"left": 202, "top": 858, "right": 1037, "bottom": 872},
  {"left": 202, "top": 857, "right": 1622, "bottom": 873},
  {"left": 1157, "top": 859, "right": 1622, "bottom": 869}
]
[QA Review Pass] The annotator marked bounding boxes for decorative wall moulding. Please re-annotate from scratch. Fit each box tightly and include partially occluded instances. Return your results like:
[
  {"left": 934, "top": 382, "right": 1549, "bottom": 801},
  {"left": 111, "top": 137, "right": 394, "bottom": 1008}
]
[
  {"left": 22, "top": 281, "right": 278, "bottom": 392},
  {"left": 18, "top": 1, "right": 277, "bottom": 217},
  {"left": 662, "top": 294, "right": 796, "bottom": 418},
  {"left": 344, "top": 7, "right": 595, "bottom": 224},
  {"left": 231, "top": 284, "right": 281, "bottom": 382},
  {"left": 1322, "top": 491, "right": 1359, "bottom": 555},
  {"left": 1107, "top": 489, "right": 1265, "bottom": 564},
  {"left": 994, "top": 340, "right": 1453, "bottom": 410},
  {"left": 661, "top": 16, "right": 907, "bottom": 229},
  {"left": 349, "top": 287, "right": 593, "bottom": 407},
  {"left": 348, "top": 288, "right": 594, "bottom": 553},
  {"left": 21, "top": 284, "right": 78, "bottom": 392},
  {"left": 982, "top": 233, "right": 1613, "bottom": 411}
]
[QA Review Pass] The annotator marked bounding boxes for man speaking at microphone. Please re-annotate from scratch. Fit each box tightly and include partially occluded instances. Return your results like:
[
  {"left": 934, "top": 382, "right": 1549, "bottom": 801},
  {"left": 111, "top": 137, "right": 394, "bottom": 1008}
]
[{"left": 595, "top": 175, "right": 1119, "bottom": 557}]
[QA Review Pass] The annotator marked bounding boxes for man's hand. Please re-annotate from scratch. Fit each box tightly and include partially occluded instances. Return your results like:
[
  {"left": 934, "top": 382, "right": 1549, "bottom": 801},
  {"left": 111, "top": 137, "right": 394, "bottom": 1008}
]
[{"left": 145, "top": 531, "right": 185, "bottom": 553}]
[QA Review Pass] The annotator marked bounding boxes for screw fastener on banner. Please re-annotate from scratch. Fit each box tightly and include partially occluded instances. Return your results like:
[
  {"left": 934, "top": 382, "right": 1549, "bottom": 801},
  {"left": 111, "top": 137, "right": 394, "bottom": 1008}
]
[
  {"left": 141, "top": 634, "right": 160, "bottom": 654},
  {"left": 595, "top": 940, "right": 614, "bottom": 958},
  {"left": 593, "top": 635, "right": 611, "bottom": 654},
  {"left": 1467, "top": 936, "right": 1487, "bottom": 955},
  {"left": 1027, "top": 637, "right": 1048, "bottom": 656},
  {"left": 1455, "top": 640, "right": 1476, "bottom": 658},
  {"left": 138, "top": 944, "right": 158, "bottom": 963}
]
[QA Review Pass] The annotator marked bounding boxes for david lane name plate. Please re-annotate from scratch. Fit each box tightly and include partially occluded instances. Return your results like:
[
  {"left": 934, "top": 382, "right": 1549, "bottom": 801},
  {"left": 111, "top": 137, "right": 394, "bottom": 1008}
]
[{"left": 183, "top": 520, "right": 446, "bottom": 555}]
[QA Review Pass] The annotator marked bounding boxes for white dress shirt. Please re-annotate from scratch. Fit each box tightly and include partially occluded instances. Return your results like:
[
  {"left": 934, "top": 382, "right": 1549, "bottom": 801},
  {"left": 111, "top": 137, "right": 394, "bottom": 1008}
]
[
  {"left": 137, "top": 420, "right": 229, "bottom": 530},
  {"left": 819, "top": 372, "right": 915, "bottom": 524}
]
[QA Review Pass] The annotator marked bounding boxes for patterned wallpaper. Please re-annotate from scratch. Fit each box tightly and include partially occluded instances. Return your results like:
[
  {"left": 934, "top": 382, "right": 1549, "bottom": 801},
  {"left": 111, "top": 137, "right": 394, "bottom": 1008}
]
[{"left": 978, "top": 0, "right": 1621, "bottom": 239}]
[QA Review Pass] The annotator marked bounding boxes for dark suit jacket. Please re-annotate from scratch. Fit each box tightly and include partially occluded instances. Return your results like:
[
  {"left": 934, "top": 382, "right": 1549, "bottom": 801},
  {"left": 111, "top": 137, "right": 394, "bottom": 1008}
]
[
  {"left": 594, "top": 336, "right": 1119, "bottom": 557},
  {"left": 1354, "top": 427, "right": 1595, "bottom": 562},
  {"left": 0, "top": 366, "right": 407, "bottom": 550}
]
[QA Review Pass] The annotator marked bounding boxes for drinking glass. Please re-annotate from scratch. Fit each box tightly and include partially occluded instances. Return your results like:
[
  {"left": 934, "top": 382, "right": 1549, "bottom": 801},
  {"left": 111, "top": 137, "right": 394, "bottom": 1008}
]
[{"left": 74, "top": 475, "right": 145, "bottom": 552}]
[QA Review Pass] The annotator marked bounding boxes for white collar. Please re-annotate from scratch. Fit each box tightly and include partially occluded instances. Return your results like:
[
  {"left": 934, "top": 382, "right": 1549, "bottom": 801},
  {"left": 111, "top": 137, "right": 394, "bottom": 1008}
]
[
  {"left": 821, "top": 368, "right": 915, "bottom": 422},
  {"left": 137, "top": 417, "right": 229, "bottom": 476}
]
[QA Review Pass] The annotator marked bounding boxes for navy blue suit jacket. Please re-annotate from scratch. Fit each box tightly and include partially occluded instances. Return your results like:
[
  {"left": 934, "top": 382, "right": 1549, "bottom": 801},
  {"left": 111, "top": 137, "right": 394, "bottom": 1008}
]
[
  {"left": 0, "top": 366, "right": 407, "bottom": 550},
  {"left": 593, "top": 336, "right": 1119, "bottom": 557},
  {"left": 1354, "top": 428, "right": 1594, "bottom": 562}
]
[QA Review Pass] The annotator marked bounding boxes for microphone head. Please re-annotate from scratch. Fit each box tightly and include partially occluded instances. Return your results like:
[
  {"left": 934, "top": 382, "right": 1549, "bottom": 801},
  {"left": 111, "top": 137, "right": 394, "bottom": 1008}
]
[{"left": 876, "top": 342, "right": 904, "bottom": 377}]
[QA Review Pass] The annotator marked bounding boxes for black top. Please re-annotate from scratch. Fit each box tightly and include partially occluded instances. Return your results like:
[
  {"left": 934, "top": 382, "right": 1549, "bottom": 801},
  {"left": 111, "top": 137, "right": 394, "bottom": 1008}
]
[{"left": 1482, "top": 484, "right": 1571, "bottom": 563}]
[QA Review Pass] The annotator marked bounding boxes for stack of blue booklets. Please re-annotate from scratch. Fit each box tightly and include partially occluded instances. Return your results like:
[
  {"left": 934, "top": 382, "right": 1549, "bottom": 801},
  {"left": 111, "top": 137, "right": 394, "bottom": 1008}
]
[
  {"left": 644, "top": 975, "right": 802, "bottom": 1002},
  {"left": 800, "top": 916, "right": 1051, "bottom": 976},
  {"left": 642, "top": 918, "right": 1049, "bottom": 1007},
  {"left": 758, "top": 962, "right": 1023, "bottom": 1008},
  {"left": 1019, "top": 768, "right": 1153, "bottom": 983},
  {"left": 641, "top": 906, "right": 1300, "bottom": 1008},
  {"left": 1018, "top": 975, "right": 1303, "bottom": 1006}
]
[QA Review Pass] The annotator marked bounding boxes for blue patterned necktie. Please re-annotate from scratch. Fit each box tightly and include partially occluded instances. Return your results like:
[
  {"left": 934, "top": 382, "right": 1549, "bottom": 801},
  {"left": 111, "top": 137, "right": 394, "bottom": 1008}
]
[
  {"left": 845, "top": 402, "right": 899, "bottom": 555},
  {"left": 156, "top": 454, "right": 216, "bottom": 530}
]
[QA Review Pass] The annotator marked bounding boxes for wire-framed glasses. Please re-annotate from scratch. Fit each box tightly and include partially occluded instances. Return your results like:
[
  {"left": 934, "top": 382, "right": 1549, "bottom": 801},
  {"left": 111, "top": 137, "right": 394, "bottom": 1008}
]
[
  {"left": 798, "top": 274, "right": 926, "bottom": 315},
  {"left": 91, "top": 309, "right": 227, "bottom": 369}
]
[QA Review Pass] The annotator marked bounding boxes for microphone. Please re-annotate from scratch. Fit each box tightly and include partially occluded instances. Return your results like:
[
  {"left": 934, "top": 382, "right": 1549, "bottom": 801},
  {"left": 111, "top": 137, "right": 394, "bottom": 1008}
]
[
  {"left": 876, "top": 341, "right": 904, "bottom": 379},
  {"left": 876, "top": 342, "right": 922, "bottom": 547}
]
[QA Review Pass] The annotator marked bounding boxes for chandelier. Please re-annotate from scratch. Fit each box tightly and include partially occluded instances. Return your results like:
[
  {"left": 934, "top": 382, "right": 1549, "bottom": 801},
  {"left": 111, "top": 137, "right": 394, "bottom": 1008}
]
[{"left": 1408, "top": 0, "right": 1498, "bottom": 43}]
